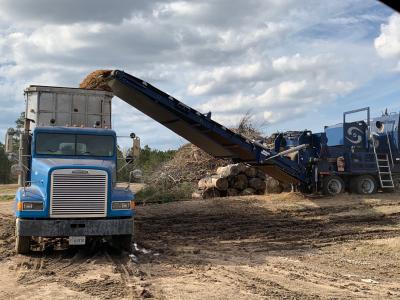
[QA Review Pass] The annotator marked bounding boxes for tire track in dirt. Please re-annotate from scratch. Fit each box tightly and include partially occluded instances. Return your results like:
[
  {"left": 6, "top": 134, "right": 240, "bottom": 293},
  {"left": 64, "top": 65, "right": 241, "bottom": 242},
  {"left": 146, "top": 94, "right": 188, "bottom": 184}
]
[
  {"left": 133, "top": 194, "right": 400, "bottom": 299},
  {"left": 105, "top": 250, "right": 136, "bottom": 299}
]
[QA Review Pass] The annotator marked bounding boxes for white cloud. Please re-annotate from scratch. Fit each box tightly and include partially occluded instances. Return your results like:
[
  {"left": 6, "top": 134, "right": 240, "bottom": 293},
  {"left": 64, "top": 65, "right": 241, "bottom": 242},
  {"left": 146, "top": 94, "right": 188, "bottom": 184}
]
[
  {"left": 193, "top": 51, "right": 356, "bottom": 128},
  {"left": 187, "top": 61, "right": 272, "bottom": 96},
  {"left": 375, "top": 14, "right": 400, "bottom": 69},
  {"left": 272, "top": 53, "right": 337, "bottom": 73}
]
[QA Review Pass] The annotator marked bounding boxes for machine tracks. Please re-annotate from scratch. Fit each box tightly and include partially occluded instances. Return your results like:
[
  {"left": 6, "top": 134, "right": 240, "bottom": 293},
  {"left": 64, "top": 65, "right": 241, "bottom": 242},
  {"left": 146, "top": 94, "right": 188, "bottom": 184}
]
[
  {"left": 10, "top": 241, "right": 145, "bottom": 299},
  {"left": 104, "top": 250, "right": 137, "bottom": 299}
]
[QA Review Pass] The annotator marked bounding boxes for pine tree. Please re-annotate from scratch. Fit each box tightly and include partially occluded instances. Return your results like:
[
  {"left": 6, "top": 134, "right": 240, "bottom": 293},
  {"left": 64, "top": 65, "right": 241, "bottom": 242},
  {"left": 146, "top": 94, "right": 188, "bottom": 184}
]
[{"left": 0, "top": 143, "right": 11, "bottom": 183}]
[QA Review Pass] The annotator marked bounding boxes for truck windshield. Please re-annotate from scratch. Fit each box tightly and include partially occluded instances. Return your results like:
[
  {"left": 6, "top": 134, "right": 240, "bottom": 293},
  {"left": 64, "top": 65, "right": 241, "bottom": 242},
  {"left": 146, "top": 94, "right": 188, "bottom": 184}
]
[{"left": 35, "top": 133, "right": 115, "bottom": 157}]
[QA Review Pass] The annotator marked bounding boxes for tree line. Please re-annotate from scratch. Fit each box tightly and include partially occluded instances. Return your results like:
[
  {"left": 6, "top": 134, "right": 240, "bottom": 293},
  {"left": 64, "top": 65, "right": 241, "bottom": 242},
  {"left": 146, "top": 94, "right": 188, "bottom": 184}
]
[{"left": 117, "top": 145, "right": 176, "bottom": 183}]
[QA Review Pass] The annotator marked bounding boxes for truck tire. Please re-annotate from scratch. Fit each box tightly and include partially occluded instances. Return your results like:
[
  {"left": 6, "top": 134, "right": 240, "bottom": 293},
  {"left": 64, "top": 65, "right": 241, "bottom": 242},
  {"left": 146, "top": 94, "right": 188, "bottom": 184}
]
[
  {"left": 351, "top": 175, "right": 377, "bottom": 194},
  {"left": 15, "top": 236, "right": 31, "bottom": 254},
  {"left": 393, "top": 175, "right": 400, "bottom": 192},
  {"left": 322, "top": 175, "right": 344, "bottom": 195},
  {"left": 111, "top": 235, "right": 132, "bottom": 252}
]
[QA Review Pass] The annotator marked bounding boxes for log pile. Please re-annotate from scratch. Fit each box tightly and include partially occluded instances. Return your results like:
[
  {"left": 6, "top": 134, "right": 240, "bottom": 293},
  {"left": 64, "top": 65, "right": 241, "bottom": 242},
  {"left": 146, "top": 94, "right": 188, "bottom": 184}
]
[{"left": 193, "top": 163, "right": 267, "bottom": 199}]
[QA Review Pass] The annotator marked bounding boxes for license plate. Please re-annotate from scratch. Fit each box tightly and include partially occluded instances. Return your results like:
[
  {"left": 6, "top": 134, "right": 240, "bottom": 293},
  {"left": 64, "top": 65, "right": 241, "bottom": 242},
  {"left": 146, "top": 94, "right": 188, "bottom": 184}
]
[{"left": 69, "top": 236, "right": 86, "bottom": 245}]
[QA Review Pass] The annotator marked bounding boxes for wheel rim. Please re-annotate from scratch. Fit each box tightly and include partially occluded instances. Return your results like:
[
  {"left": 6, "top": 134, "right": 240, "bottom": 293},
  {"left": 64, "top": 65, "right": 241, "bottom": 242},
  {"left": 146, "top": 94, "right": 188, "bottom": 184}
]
[
  {"left": 327, "top": 178, "right": 342, "bottom": 194},
  {"left": 360, "top": 178, "right": 374, "bottom": 194}
]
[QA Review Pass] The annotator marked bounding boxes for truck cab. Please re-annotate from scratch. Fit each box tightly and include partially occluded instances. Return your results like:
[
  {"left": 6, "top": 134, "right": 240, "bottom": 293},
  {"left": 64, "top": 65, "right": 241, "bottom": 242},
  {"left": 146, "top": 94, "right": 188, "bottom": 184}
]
[{"left": 10, "top": 86, "right": 136, "bottom": 254}]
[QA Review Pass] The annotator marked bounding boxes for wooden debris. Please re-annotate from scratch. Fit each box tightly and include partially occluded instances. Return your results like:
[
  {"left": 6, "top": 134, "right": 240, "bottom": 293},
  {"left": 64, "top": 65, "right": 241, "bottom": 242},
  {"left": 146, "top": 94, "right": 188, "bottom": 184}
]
[
  {"left": 198, "top": 175, "right": 228, "bottom": 191},
  {"left": 265, "top": 177, "right": 284, "bottom": 193},
  {"left": 191, "top": 191, "right": 203, "bottom": 199},
  {"left": 216, "top": 164, "right": 240, "bottom": 177},
  {"left": 241, "top": 188, "right": 256, "bottom": 196},
  {"left": 151, "top": 144, "right": 229, "bottom": 185},
  {"left": 232, "top": 174, "right": 248, "bottom": 190},
  {"left": 256, "top": 168, "right": 266, "bottom": 180},
  {"left": 202, "top": 188, "right": 220, "bottom": 199},
  {"left": 227, "top": 188, "right": 239, "bottom": 197},
  {"left": 248, "top": 178, "right": 266, "bottom": 191},
  {"left": 195, "top": 163, "right": 272, "bottom": 199},
  {"left": 244, "top": 167, "right": 257, "bottom": 177}
]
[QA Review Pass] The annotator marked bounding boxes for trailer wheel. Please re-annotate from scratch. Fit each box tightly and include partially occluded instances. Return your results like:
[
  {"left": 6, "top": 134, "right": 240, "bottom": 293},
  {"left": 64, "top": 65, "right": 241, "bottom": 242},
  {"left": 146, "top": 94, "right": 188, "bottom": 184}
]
[
  {"left": 322, "top": 176, "right": 344, "bottom": 195},
  {"left": 351, "top": 175, "right": 377, "bottom": 194},
  {"left": 15, "top": 236, "right": 31, "bottom": 254},
  {"left": 111, "top": 235, "right": 132, "bottom": 252}
]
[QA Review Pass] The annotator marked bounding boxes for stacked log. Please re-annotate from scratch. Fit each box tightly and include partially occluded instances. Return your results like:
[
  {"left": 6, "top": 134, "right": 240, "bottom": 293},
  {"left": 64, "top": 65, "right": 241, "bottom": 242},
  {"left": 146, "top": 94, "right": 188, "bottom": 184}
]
[
  {"left": 195, "top": 163, "right": 267, "bottom": 199},
  {"left": 198, "top": 175, "right": 229, "bottom": 191}
]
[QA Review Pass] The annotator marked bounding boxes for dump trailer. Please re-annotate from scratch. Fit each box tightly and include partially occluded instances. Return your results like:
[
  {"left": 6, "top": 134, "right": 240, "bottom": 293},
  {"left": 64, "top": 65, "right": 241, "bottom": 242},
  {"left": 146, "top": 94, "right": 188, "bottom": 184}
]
[
  {"left": 6, "top": 86, "right": 137, "bottom": 254},
  {"left": 106, "top": 70, "right": 400, "bottom": 195}
]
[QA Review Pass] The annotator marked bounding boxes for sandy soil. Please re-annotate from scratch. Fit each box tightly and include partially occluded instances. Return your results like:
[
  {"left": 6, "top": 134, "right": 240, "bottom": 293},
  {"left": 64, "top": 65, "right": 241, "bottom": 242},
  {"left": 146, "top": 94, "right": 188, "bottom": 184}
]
[
  {"left": 1, "top": 189, "right": 400, "bottom": 299},
  {"left": 0, "top": 184, "right": 19, "bottom": 196}
]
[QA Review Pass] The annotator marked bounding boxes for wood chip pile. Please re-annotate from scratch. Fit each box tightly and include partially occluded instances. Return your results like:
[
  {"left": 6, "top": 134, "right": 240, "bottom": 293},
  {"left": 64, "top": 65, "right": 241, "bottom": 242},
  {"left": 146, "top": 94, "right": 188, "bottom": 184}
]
[
  {"left": 79, "top": 70, "right": 113, "bottom": 92},
  {"left": 192, "top": 163, "right": 270, "bottom": 199}
]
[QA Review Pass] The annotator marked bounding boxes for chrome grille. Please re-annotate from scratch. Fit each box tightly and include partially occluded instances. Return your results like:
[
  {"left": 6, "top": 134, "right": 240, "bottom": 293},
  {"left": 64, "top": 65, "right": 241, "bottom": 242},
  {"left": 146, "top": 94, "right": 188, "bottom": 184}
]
[{"left": 50, "top": 169, "right": 107, "bottom": 218}]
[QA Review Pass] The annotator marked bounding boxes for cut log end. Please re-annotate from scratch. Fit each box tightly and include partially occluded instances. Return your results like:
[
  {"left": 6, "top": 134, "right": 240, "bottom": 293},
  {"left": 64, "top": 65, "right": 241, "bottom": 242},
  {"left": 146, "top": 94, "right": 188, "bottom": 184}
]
[{"left": 201, "top": 188, "right": 221, "bottom": 199}]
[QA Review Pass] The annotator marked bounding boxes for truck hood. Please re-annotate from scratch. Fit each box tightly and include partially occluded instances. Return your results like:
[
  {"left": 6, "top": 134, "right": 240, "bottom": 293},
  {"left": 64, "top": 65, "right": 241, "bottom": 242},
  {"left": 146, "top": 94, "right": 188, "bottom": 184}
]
[
  {"left": 34, "top": 158, "right": 114, "bottom": 169},
  {"left": 31, "top": 157, "right": 116, "bottom": 188}
]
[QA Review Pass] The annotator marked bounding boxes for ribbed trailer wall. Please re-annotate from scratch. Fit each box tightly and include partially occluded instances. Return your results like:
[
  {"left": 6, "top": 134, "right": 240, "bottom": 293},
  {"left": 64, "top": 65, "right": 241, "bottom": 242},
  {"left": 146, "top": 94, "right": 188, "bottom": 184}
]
[{"left": 25, "top": 85, "right": 113, "bottom": 130}]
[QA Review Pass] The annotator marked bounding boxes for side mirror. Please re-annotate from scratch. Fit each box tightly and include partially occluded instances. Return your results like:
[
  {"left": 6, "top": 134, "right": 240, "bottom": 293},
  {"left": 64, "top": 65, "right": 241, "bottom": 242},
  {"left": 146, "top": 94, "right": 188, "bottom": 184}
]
[
  {"left": 7, "top": 153, "right": 18, "bottom": 162},
  {"left": 125, "top": 155, "right": 134, "bottom": 164},
  {"left": 130, "top": 169, "right": 143, "bottom": 181},
  {"left": 127, "top": 169, "right": 143, "bottom": 190},
  {"left": 5, "top": 128, "right": 15, "bottom": 154}
]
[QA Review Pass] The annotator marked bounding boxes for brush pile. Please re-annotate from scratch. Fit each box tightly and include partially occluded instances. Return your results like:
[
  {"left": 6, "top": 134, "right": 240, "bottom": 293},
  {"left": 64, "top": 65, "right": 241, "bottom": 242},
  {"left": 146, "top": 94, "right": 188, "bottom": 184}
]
[
  {"left": 192, "top": 163, "right": 269, "bottom": 199},
  {"left": 79, "top": 70, "right": 113, "bottom": 92},
  {"left": 149, "top": 144, "right": 229, "bottom": 185}
]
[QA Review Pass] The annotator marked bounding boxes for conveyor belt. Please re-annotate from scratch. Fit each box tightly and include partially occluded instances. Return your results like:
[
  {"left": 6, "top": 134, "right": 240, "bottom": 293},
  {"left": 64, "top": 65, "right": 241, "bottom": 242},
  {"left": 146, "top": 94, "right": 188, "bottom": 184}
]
[{"left": 108, "top": 70, "right": 308, "bottom": 184}]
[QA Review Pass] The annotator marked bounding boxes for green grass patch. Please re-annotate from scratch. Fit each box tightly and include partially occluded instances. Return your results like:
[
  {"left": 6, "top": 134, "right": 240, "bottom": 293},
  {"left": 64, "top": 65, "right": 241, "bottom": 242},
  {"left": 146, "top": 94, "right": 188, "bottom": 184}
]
[
  {"left": 0, "top": 194, "right": 15, "bottom": 201},
  {"left": 135, "top": 181, "right": 194, "bottom": 204}
]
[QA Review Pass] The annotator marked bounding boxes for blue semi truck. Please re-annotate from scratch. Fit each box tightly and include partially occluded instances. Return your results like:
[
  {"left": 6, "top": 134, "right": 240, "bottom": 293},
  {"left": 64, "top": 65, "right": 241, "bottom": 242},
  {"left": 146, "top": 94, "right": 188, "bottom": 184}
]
[{"left": 6, "top": 86, "right": 137, "bottom": 254}]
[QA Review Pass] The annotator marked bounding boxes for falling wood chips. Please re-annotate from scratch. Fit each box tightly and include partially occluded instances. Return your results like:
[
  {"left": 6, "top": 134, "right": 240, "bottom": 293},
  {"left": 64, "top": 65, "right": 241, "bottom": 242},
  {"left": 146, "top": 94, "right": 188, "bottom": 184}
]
[{"left": 79, "top": 70, "right": 113, "bottom": 92}]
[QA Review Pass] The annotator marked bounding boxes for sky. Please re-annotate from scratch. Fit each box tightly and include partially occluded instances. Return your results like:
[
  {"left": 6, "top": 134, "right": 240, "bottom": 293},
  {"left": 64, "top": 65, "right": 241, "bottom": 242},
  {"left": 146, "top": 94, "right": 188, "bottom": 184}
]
[{"left": 0, "top": 0, "right": 399, "bottom": 150}]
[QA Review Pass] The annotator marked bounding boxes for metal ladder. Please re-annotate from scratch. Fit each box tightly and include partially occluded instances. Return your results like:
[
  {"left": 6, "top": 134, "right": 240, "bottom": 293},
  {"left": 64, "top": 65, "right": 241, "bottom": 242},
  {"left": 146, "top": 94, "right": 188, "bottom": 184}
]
[{"left": 372, "top": 134, "right": 394, "bottom": 189}]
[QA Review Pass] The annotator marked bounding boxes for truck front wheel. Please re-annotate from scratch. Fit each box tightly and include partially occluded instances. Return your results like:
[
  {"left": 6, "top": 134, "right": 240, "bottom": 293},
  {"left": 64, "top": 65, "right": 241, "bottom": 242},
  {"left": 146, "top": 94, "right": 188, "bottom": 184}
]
[
  {"left": 111, "top": 235, "right": 132, "bottom": 252},
  {"left": 15, "top": 236, "right": 31, "bottom": 254}
]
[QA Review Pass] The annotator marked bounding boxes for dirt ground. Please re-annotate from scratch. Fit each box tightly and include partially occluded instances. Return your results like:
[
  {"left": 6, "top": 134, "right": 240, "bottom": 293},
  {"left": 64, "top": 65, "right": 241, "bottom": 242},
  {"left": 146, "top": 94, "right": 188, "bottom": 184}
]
[{"left": 1, "top": 188, "right": 400, "bottom": 299}]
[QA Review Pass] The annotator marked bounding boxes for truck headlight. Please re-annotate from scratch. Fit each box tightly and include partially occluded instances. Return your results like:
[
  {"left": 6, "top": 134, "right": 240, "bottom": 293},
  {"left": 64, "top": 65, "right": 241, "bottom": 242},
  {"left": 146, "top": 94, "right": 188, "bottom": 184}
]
[
  {"left": 112, "top": 201, "right": 131, "bottom": 210},
  {"left": 22, "top": 202, "right": 44, "bottom": 211}
]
